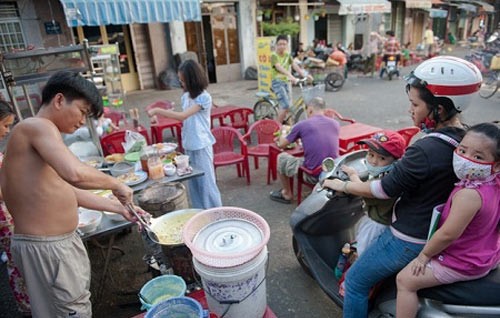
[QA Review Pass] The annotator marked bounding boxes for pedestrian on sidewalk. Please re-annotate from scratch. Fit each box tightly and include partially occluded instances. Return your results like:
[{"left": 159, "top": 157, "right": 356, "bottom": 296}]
[
  {"left": 147, "top": 60, "right": 222, "bottom": 209},
  {"left": 0, "top": 101, "right": 31, "bottom": 316}
]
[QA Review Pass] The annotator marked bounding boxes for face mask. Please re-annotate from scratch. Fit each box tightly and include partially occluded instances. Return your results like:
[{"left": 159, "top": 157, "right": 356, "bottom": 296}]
[
  {"left": 453, "top": 151, "right": 495, "bottom": 181},
  {"left": 366, "top": 162, "right": 394, "bottom": 177}
]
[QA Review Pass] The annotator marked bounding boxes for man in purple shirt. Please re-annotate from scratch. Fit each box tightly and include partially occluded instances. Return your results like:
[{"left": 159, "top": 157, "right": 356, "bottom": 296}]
[{"left": 270, "top": 97, "right": 340, "bottom": 204}]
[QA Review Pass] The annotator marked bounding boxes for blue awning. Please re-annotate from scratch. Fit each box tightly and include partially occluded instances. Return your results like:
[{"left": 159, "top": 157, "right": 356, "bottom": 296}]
[{"left": 59, "top": 0, "right": 201, "bottom": 27}]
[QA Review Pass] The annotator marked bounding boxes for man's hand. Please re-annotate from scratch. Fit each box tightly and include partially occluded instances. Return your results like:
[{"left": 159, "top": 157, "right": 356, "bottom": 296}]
[
  {"left": 120, "top": 204, "right": 151, "bottom": 223},
  {"left": 290, "top": 77, "right": 299, "bottom": 85},
  {"left": 112, "top": 183, "right": 133, "bottom": 206}
]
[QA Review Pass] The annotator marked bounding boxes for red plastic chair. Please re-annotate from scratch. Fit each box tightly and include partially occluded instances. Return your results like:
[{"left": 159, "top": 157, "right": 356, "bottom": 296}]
[
  {"left": 145, "top": 100, "right": 182, "bottom": 151},
  {"left": 103, "top": 108, "right": 127, "bottom": 126},
  {"left": 100, "top": 130, "right": 126, "bottom": 155},
  {"left": 397, "top": 126, "right": 420, "bottom": 147},
  {"left": 212, "top": 126, "right": 250, "bottom": 185},
  {"left": 323, "top": 108, "right": 356, "bottom": 124},
  {"left": 297, "top": 165, "right": 322, "bottom": 204},
  {"left": 243, "top": 119, "right": 281, "bottom": 184},
  {"left": 223, "top": 108, "right": 254, "bottom": 133}
]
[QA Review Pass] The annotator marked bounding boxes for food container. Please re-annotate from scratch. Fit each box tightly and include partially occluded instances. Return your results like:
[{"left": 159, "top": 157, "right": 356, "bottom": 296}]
[
  {"left": 175, "top": 155, "right": 189, "bottom": 170},
  {"left": 139, "top": 274, "right": 187, "bottom": 310},
  {"left": 78, "top": 208, "right": 103, "bottom": 233},
  {"left": 110, "top": 161, "right": 135, "bottom": 177},
  {"left": 80, "top": 156, "right": 104, "bottom": 169},
  {"left": 164, "top": 163, "right": 177, "bottom": 176}
]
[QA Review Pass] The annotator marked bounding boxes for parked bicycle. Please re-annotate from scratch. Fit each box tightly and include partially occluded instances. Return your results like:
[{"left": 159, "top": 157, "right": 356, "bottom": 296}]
[
  {"left": 479, "top": 68, "right": 499, "bottom": 99},
  {"left": 253, "top": 78, "right": 325, "bottom": 125}
]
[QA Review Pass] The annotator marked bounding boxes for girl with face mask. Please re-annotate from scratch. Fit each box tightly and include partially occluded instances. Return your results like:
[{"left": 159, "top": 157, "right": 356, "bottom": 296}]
[
  {"left": 323, "top": 56, "right": 483, "bottom": 318},
  {"left": 396, "top": 122, "right": 500, "bottom": 318}
]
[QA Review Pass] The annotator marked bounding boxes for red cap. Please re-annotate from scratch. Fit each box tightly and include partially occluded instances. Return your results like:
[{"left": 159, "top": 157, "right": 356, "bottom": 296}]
[{"left": 358, "top": 130, "right": 406, "bottom": 159}]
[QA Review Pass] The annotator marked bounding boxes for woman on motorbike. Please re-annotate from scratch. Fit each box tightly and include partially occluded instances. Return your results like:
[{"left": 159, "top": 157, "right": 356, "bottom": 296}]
[{"left": 322, "top": 56, "right": 482, "bottom": 318}]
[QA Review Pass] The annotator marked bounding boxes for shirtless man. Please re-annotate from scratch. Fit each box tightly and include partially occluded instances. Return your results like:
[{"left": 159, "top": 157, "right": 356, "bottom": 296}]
[{"left": 0, "top": 71, "right": 142, "bottom": 317}]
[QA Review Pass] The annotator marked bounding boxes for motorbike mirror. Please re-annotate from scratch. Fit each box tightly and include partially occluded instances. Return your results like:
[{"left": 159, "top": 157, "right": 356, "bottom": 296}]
[{"left": 321, "top": 157, "right": 336, "bottom": 173}]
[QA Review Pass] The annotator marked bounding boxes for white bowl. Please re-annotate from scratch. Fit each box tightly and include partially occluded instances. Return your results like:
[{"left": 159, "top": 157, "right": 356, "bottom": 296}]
[
  {"left": 110, "top": 161, "right": 135, "bottom": 177},
  {"left": 78, "top": 208, "right": 103, "bottom": 233},
  {"left": 104, "top": 211, "right": 125, "bottom": 222}
]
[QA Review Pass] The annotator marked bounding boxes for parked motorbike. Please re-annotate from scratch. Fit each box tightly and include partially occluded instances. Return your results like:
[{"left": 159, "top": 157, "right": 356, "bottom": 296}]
[
  {"left": 291, "top": 150, "right": 500, "bottom": 317},
  {"left": 380, "top": 55, "right": 399, "bottom": 80}
]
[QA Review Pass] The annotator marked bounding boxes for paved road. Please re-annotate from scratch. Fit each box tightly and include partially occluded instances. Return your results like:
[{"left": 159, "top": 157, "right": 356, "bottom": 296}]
[{"left": 1, "top": 46, "right": 498, "bottom": 318}]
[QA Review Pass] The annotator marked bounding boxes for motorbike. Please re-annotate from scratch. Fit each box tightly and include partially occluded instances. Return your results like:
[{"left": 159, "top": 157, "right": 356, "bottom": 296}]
[
  {"left": 380, "top": 55, "right": 399, "bottom": 80},
  {"left": 291, "top": 150, "right": 500, "bottom": 317}
]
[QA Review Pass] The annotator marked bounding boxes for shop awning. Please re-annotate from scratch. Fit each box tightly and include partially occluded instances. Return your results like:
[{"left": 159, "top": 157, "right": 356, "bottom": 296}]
[
  {"left": 338, "top": 0, "right": 391, "bottom": 15},
  {"left": 405, "top": 0, "right": 432, "bottom": 9},
  {"left": 429, "top": 8, "right": 448, "bottom": 18},
  {"left": 59, "top": 0, "right": 201, "bottom": 27},
  {"left": 471, "top": 0, "right": 495, "bottom": 13}
]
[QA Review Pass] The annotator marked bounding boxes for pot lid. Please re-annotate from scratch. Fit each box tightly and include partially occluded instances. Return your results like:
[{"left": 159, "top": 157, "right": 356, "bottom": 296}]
[{"left": 192, "top": 218, "right": 264, "bottom": 255}]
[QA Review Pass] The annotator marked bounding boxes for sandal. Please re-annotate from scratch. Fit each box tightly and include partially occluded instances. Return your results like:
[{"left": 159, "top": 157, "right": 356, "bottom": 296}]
[{"left": 269, "top": 189, "right": 292, "bottom": 204}]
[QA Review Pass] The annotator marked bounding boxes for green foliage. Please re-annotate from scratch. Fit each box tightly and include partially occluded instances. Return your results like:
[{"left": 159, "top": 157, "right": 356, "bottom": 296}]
[{"left": 262, "top": 18, "right": 300, "bottom": 36}]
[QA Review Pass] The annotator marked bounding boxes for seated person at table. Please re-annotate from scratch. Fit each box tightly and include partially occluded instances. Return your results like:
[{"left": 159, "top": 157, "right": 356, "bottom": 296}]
[
  {"left": 270, "top": 97, "right": 340, "bottom": 204},
  {"left": 293, "top": 49, "right": 326, "bottom": 69},
  {"left": 323, "top": 130, "right": 406, "bottom": 255},
  {"left": 0, "top": 71, "right": 145, "bottom": 318}
]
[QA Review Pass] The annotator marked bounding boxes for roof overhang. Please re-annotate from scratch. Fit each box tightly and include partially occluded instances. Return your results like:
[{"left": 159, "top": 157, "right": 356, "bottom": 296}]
[
  {"left": 405, "top": 0, "right": 432, "bottom": 9},
  {"left": 59, "top": 0, "right": 202, "bottom": 27},
  {"left": 337, "top": 0, "right": 391, "bottom": 15}
]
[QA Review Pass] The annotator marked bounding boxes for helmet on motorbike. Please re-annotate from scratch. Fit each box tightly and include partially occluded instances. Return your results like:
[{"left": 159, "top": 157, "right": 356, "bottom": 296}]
[{"left": 405, "top": 56, "right": 482, "bottom": 113}]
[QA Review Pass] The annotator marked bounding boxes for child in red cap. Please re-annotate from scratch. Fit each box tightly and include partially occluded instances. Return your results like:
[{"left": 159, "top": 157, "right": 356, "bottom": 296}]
[{"left": 324, "top": 130, "right": 406, "bottom": 255}]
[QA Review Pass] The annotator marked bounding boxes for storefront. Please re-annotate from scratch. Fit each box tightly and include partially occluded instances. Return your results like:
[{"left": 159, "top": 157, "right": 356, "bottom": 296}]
[{"left": 59, "top": 0, "right": 201, "bottom": 91}]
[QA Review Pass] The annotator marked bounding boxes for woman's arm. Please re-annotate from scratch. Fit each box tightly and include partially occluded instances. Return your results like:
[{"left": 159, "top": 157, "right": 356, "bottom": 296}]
[
  {"left": 322, "top": 178, "right": 374, "bottom": 198},
  {"left": 411, "top": 188, "right": 481, "bottom": 275}
]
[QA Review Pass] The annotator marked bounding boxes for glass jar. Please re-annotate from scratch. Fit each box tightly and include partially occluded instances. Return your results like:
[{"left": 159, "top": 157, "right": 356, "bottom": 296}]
[{"left": 147, "top": 156, "right": 164, "bottom": 180}]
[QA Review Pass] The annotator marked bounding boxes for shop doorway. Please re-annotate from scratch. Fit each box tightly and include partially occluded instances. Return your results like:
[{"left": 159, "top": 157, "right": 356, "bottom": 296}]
[{"left": 74, "top": 25, "right": 139, "bottom": 92}]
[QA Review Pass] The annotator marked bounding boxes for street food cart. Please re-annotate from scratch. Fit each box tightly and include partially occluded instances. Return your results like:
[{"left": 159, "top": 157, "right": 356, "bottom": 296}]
[{"left": 0, "top": 40, "right": 104, "bottom": 157}]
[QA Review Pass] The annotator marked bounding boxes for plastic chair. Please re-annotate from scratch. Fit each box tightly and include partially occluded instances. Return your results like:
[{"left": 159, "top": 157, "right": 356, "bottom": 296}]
[
  {"left": 223, "top": 108, "right": 254, "bottom": 133},
  {"left": 100, "top": 130, "right": 126, "bottom": 155},
  {"left": 397, "top": 126, "right": 420, "bottom": 147},
  {"left": 242, "top": 119, "right": 281, "bottom": 184},
  {"left": 212, "top": 126, "right": 250, "bottom": 185},
  {"left": 103, "top": 108, "right": 127, "bottom": 126},
  {"left": 323, "top": 108, "right": 356, "bottom": 124},
  {"left": 145, "top": 100, "right": 182, "bottom": 150},
  {"left": 297, "top": 165, "right": 322, "bottom": 204}
]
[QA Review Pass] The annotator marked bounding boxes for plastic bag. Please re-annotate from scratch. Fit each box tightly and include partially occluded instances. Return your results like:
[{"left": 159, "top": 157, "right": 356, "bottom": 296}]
[
  {"left": 122, "top": 130, "right": 146, "bottom": 153},
  {"left": 355, "top": 215, "right": 388, "bottom": 256}
]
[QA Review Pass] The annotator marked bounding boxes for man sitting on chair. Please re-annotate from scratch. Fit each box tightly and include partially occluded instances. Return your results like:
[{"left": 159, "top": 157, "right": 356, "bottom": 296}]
[{"left": 269, "top": 97, "right": 340, "bottom": 204}]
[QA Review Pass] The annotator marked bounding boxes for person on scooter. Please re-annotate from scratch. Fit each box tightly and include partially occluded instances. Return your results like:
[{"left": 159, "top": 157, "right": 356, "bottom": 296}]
[
  {"left": 270, "top": 97, "right": 340, "bottom": 204},
  {"left": 271, "top": 34, "right": 308, "bottom": 124},
  {"left": 324, "top": 130, "right": 406, "bottom": 256},
  {"left": 323, "top": 56, "right": 482, "bottom": 318},
  {"left": 380, "top": 30, "right": 401, "bottom": 79},
  {"left": 396, "top": 122, "right": 500, "bottom": 318}
]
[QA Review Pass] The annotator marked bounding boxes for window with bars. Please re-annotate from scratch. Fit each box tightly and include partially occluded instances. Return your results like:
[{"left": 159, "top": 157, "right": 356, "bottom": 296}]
[{"left": 0, "top": 2, "right": 25, "bottom": 53}]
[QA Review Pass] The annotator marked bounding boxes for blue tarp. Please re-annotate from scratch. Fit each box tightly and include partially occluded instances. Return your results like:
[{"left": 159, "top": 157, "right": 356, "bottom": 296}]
[{"left": 59, "top": 0, "right": 201, "bottom": 26}]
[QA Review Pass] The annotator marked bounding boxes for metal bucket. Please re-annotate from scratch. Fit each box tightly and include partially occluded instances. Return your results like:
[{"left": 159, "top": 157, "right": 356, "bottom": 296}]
[
  {"left": 150, "top": 209, "right": 203, "bottom": 284},
  {"left": 137, "top": 182, "right": 188, "bottom": 218}
]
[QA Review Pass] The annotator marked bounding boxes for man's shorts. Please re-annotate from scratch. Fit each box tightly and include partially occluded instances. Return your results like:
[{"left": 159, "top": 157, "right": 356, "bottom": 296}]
[
  {"left": 271, "top": 79, "right": 291, "bottom": 110},
  {"left": 277, "top": 152, "right": 317, "bottom": 184},
  {"left": 11, "top": 231, "right": 92, "bottom": 318}
]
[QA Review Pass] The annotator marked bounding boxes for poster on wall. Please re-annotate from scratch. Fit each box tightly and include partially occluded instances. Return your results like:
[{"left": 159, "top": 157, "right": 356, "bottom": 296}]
[{"left": 256, "top": 37, "right": 275, "bottom": 93}]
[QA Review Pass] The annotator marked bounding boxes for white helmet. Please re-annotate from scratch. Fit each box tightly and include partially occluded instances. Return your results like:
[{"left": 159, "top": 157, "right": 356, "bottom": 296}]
[{"left": 405, "top": 56, "right": 482, "bottom": 112}]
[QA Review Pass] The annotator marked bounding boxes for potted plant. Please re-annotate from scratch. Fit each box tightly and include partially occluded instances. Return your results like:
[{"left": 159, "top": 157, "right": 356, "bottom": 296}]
[
  {"left": 264, "top": 8, "right": 273, "bottom": 20},
  {"left": 256, "top": 9, "right": 263, "bottom": 22}
]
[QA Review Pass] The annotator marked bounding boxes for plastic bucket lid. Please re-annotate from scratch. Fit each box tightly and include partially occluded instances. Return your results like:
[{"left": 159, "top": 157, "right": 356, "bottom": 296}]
[
  {"left": 145, "top": 297, "right": 204, "bottom": 318},
  {"left": 182, "top": 207, "right": 270, "bottom": 268},
  {"left": 139, "top": 275, "right": 187, "bottom": 310}
]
